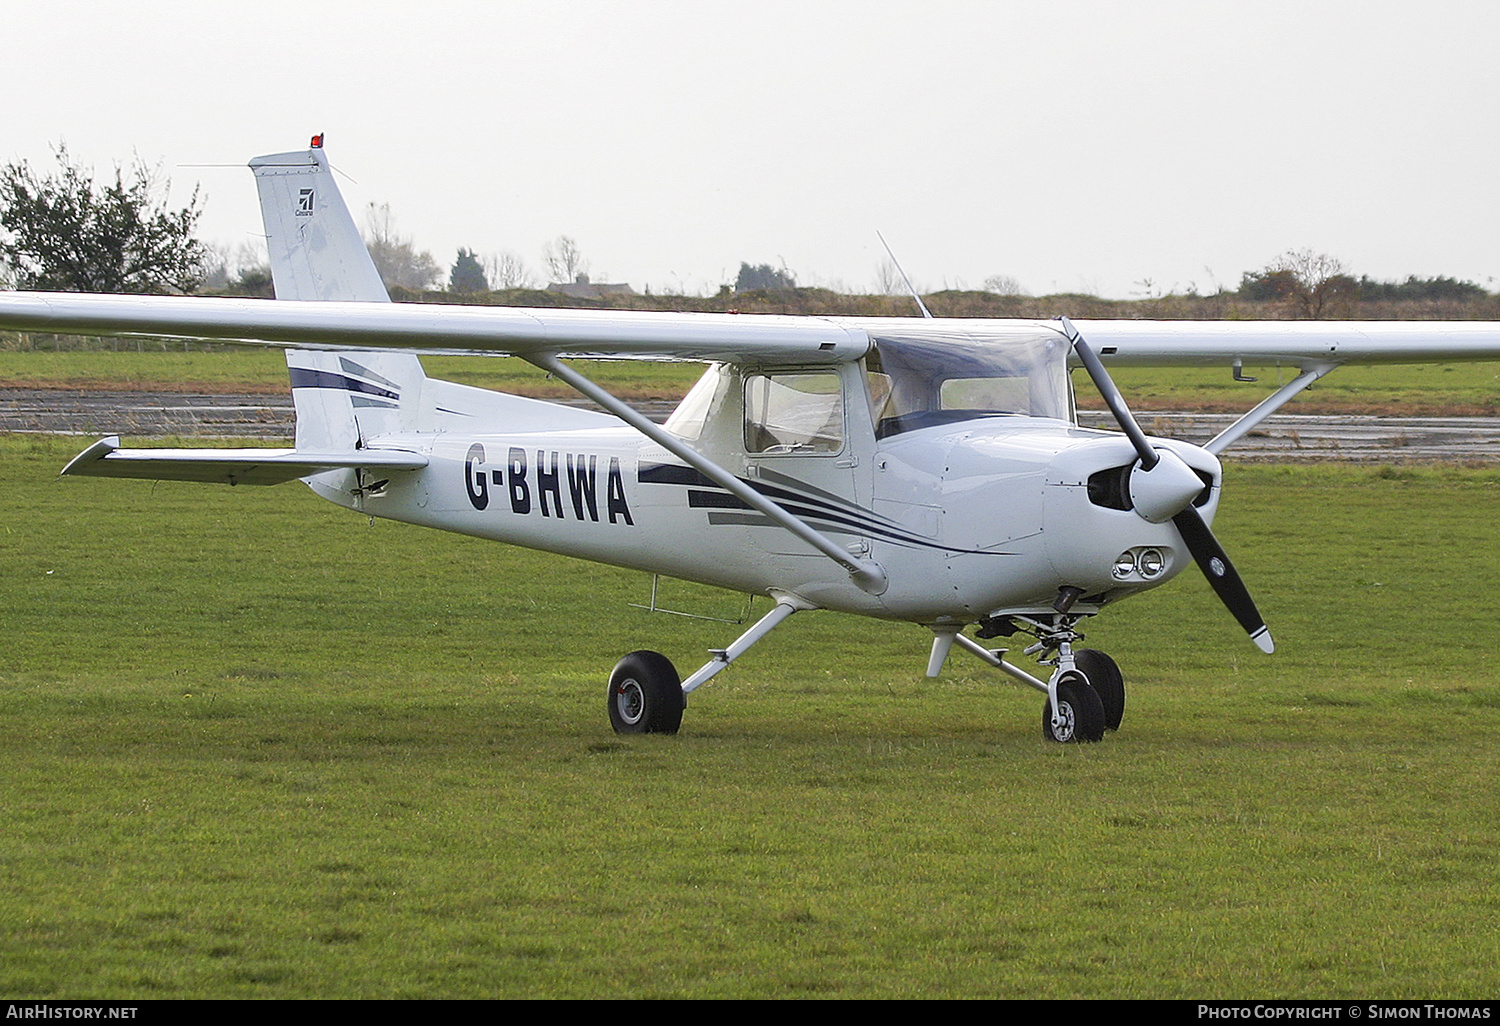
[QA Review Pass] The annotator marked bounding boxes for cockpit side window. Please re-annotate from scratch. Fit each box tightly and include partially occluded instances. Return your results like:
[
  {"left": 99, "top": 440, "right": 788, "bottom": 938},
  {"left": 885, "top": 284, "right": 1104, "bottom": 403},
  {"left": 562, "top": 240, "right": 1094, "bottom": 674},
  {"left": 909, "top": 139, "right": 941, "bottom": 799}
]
[{"left": 744, "top": 371, "right": 845, "bottom": 454}]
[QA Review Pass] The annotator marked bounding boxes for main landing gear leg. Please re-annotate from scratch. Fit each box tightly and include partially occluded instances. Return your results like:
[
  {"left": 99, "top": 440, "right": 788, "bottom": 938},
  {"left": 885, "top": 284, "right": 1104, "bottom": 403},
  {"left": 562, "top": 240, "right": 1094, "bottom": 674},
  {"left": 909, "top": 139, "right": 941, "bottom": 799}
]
[{"left": 607, "top": 592, "right": 815, "bottom": 735}]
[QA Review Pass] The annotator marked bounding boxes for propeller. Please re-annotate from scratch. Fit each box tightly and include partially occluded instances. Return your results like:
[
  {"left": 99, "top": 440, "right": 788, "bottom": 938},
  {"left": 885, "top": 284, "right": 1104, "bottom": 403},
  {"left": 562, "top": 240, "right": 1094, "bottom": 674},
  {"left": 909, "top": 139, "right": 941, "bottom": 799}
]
[{"left": 1060, "top": 317, "right": 1274, "bottom": 654}]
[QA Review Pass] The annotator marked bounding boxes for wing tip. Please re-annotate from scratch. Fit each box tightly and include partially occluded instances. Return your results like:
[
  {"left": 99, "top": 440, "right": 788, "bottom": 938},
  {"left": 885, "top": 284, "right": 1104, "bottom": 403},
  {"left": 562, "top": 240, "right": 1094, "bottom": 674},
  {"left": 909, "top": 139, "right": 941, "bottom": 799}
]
[{"left": 60, "top": 436, "right": 121, "bottom": 477}]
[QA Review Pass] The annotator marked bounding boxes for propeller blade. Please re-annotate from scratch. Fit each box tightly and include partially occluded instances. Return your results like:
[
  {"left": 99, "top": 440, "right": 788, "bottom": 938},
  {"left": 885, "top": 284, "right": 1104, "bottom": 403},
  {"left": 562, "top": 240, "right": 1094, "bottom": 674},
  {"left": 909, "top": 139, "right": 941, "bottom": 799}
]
[
  {"left": 1061, "top": 316, "right": 1274, "bottom": 654},
  {"left": 1060, "top": 316, "right": 1157, "bottom": 469},
  {"left": 1171, "top": 505, "right": 1275, "bottom": 654}
]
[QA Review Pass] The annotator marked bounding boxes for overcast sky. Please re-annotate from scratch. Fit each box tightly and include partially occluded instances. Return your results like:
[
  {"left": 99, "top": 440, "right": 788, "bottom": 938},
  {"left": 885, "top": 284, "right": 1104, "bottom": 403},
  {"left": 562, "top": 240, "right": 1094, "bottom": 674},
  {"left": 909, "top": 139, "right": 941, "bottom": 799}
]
[{"left": 7, "top": 0, "right": 1498, "bottom": 299}]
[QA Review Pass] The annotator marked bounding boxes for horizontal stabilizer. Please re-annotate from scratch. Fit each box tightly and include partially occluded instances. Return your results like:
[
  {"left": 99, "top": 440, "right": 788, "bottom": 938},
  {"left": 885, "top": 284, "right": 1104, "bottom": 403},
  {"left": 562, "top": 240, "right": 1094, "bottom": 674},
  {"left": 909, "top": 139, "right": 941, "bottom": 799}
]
[{"left": 60, "top": 436, "right": 427, "bottom": 486}]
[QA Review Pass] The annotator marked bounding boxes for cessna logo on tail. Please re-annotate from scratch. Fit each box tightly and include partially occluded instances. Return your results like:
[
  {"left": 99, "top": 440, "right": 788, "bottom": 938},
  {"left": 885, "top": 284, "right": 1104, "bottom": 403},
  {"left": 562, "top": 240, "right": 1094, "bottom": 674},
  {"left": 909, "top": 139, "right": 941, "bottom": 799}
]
[{"left": 465, "top": 443, "right": 633, "bottom": 525}]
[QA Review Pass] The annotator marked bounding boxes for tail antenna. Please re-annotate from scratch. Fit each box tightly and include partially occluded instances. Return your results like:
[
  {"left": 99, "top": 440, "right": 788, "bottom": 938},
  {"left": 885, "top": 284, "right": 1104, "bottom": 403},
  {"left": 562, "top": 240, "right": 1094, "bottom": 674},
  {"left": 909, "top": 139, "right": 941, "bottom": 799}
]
[{"left": 876, "top": 231, "right": 933, "bottom": 319}]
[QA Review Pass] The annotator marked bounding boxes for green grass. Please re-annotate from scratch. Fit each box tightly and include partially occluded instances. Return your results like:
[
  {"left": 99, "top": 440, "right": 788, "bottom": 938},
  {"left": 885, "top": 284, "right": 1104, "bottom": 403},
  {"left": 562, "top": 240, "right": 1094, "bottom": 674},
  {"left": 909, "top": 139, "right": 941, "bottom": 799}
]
[
  {"left": 0, "top": 348, "right": 294, "bottom": 392},
  {"left": 2, "top": 437, "right": 1499, "bottom": 997}
]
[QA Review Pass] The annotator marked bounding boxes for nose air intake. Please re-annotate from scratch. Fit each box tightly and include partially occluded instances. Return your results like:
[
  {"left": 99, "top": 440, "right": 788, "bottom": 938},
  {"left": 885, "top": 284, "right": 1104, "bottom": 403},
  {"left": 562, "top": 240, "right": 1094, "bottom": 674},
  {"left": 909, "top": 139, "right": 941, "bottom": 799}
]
[{"left": 1062, "top": 317, "right": 1274, "bottom": 654}]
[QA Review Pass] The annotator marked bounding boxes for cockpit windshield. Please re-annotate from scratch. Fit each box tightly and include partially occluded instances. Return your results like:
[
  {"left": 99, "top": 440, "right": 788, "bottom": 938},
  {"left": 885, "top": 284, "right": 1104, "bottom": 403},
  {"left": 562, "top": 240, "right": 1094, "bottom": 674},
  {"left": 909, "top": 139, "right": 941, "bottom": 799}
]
[{"left": 864, "top": 325, "right": 1073, "bottom": 438}]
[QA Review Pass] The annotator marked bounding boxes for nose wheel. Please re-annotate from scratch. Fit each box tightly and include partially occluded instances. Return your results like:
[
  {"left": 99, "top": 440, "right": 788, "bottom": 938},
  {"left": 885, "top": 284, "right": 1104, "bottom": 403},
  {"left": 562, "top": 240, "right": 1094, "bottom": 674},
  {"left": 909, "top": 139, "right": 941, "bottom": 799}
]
[
  {"left": 962, "top": 614, "right": 1127, "bottom": 742},
  {"left": 1042, "top": 672, "right": 1107, "bottom": 743},
  {"left": 1072, "top": 648, "right": 1125, "bottom": 731}
]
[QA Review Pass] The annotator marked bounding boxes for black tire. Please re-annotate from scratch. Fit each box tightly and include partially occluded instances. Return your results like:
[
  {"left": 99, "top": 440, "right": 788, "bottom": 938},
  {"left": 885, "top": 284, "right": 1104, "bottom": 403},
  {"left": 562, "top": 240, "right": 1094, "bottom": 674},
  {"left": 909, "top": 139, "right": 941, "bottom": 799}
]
[
  {"left": 607, "top": 650, "right": 684, "bottom": 735},
  {"left": 1074, "top": 649, "right": 1125, "bottom": 731},
  {"left": 1041, "top": 674, "right": 1106, "bottom": 743}
]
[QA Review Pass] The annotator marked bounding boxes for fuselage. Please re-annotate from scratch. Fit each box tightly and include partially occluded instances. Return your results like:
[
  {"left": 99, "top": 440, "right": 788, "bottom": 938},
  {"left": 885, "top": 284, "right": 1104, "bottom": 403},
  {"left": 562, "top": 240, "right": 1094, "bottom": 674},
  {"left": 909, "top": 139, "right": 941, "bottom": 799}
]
[{"left": 322, "top": 382, "right": 1221, "bottom": 625}]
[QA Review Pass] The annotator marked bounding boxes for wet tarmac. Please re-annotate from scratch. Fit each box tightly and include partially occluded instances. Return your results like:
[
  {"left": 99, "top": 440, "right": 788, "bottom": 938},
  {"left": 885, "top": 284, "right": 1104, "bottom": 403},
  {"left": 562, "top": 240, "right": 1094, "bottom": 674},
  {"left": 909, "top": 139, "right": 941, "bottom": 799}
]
[{"left": 6, "top": 388, "right": 1500, "bottom": 462}]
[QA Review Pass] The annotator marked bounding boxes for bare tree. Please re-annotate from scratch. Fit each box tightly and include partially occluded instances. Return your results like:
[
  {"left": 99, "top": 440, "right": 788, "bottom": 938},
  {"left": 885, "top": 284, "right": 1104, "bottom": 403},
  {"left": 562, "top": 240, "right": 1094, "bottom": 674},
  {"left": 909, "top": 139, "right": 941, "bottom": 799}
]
[
  {"left": 199, "top": 241, "right": 233, "bottom": 289},
  {"left": 1242, "top": 249, "right": 1357, "bottom": 319},
  {"left": 362, "top": 202, "right": 440, "bottom": 292},
  {"left": 543, "top": 235, "right": 588, "bottom": 284},
  {"left": 485, "top": 251, "right": 534, "bottom": 290},
  {"left": 200, "top": 239, "right": 271, "bottom": 291},
  {"left": 982, "top": 274, "right": 1028, "bottom": 297},
  {"left": 875, "top": 259, "right": 904, "bottom": 296}
]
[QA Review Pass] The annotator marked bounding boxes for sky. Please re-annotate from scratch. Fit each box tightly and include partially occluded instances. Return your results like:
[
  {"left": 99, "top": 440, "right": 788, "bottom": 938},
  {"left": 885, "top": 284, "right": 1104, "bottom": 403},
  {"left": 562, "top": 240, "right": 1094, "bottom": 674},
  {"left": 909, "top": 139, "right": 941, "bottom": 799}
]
[{"left": 6, "top": 0, "right": 1499, "bottom": 299}]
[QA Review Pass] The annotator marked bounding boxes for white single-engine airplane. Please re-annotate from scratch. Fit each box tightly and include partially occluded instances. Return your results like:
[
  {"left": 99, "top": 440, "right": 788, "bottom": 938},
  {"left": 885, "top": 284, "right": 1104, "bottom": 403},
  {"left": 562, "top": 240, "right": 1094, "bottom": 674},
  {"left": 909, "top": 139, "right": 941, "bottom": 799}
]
[{"left": 5, "top": 137, "right": 1500, "bottom": 742}]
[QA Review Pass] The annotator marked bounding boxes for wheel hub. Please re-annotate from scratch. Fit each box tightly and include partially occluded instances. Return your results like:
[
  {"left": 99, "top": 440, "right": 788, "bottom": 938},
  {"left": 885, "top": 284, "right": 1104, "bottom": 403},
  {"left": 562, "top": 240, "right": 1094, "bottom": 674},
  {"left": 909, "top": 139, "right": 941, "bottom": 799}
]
[
  {"left": 1052, "top": 699, "right": 1076, "bottom": 741},
  {"left": 616, "top": 680, "right": 644, "bottom": 725}
]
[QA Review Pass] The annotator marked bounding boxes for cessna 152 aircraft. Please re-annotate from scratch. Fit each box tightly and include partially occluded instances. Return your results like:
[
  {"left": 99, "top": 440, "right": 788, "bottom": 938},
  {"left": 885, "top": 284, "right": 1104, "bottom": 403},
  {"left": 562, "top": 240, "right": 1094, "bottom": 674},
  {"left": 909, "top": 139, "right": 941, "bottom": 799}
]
[{"left": 4, "top": 136, "right": 1500, "bottom": 742}]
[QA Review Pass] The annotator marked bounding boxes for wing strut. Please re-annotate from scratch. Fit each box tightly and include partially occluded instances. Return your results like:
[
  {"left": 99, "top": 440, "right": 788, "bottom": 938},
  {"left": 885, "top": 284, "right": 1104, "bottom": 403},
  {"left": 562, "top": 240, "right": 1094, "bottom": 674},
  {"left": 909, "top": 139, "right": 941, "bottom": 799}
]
[
  {"left": 525, "top": 353, "right": 888, "bottom": 595},
  {"left": 1204, "top": 362, "right": 1336, "bottom": 454}
]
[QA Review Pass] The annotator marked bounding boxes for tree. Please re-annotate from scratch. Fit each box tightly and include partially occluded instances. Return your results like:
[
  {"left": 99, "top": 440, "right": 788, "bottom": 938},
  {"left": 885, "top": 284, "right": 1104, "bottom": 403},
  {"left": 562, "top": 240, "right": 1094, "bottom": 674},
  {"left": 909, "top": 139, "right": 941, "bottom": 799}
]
[
  {"left": 0, "top": 145, "right": 207, "bottom": 293},
  {"left": 1356, "top": 274, "right": 1487, "bottom": 302},
  {"left": 875, "top": 259, "right": 904, "bottom": 296},
  {"left": 485, "top": 251, "right": 534, "bottom": 290},
  {"left": 448, "top": 247, "right": 488, "bottom": 293},
  {"left": 543, "top": 235, "right": 588, "bottom": 284},
  {"left": 1239, "top": 249, "right": 1356, "bottom": 318},
  {"left": 362, "top": 202, "right": 440, "bottom": 292},
  {"left": 982, "top": 274, "right": 1028, "bottom": 297},
  {"left": 225, "top": 240, "right": 274, "bottom": 298},
  {"left": 200, "top": 240, "right": 273, "bottom": 296},
  {"left": 1237, "top": 267, "right": 1301, "bottom": 302},
  {"left": 735, "top": 261, "right": 796, "bottom": 292}
]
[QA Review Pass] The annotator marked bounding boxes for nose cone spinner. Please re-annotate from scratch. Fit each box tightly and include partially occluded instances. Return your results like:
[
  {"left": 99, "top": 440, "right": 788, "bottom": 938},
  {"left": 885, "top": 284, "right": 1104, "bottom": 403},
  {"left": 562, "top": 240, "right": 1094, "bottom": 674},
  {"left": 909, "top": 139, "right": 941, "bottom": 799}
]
[{"left": 1129, "top": 448, "right": 1207, "bottom": 524}]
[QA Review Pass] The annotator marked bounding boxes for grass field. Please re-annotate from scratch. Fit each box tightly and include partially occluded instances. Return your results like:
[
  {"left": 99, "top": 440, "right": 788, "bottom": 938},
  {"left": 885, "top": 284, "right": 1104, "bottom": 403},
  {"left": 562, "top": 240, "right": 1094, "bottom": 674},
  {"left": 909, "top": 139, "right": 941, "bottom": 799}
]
[{"left": 3, "top": 438, "right": 1499, "bottom": 999}]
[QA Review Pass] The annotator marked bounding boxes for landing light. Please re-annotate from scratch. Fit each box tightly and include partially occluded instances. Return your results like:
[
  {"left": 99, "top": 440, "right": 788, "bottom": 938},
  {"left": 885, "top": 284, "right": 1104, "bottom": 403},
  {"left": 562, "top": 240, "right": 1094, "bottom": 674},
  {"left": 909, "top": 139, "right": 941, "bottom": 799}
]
[{"left": 1113, "top": 547, "right": 1168, "bottom": 581}]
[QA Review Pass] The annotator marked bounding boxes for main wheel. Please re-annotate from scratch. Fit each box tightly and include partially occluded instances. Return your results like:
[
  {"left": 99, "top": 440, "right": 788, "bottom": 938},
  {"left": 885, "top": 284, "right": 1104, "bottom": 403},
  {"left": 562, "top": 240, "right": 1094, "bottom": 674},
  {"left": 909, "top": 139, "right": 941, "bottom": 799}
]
[
  {"left": 1041, "top": 674, "right": 1106, "bottom": 743},
  {"left": 607, "top": 650, "right": 685, "bottom": 735},
  {"left": 1074, "top": 649, "right": 1125, "bottom": 731}
]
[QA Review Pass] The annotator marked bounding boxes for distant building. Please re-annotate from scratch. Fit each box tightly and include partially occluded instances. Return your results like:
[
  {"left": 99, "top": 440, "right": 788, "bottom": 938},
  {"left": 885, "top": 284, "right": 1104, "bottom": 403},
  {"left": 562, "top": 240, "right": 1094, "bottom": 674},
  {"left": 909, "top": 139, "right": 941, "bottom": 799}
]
[{"left": 546, "top": 274, "right": 635, "bottom": 300}]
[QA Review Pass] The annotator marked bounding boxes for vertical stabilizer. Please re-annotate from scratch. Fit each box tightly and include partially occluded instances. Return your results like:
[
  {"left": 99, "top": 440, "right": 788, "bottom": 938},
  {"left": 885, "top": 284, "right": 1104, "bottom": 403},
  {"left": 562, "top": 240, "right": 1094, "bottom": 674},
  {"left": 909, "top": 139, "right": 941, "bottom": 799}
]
[
  {"left": 252, "top": 136, "right": 425, "bottom": 456},
  {"left": 286, "top": 349, "right": 427, "bottom": 451},
  {"left": 249, "top": 135, "right": 390, "bottom": 303}
]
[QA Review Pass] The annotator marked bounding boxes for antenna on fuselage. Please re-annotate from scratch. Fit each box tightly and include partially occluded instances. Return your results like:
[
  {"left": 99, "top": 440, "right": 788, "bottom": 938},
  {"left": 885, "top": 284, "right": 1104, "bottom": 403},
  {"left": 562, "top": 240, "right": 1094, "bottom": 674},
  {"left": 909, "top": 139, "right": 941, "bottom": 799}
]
[{"left": 876, "top": 231, "right": 933, "bottom": 319}]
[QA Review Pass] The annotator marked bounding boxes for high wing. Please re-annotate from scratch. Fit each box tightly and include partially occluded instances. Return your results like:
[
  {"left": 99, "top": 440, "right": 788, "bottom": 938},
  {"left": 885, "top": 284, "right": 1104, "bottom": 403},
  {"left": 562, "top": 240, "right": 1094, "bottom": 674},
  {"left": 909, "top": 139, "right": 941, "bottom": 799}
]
[
  {"left": 5, "top": 291, "right": 1500, "bottom": 369},
  {"left": 1051, "top": 319, "right": 1500, "bottom": 366},
  {"left": 8, "top": 292, "right": 1500, "bottom": 467},
  {"left": 0, "top": 291, "right": 870, "bottom": 365}
]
